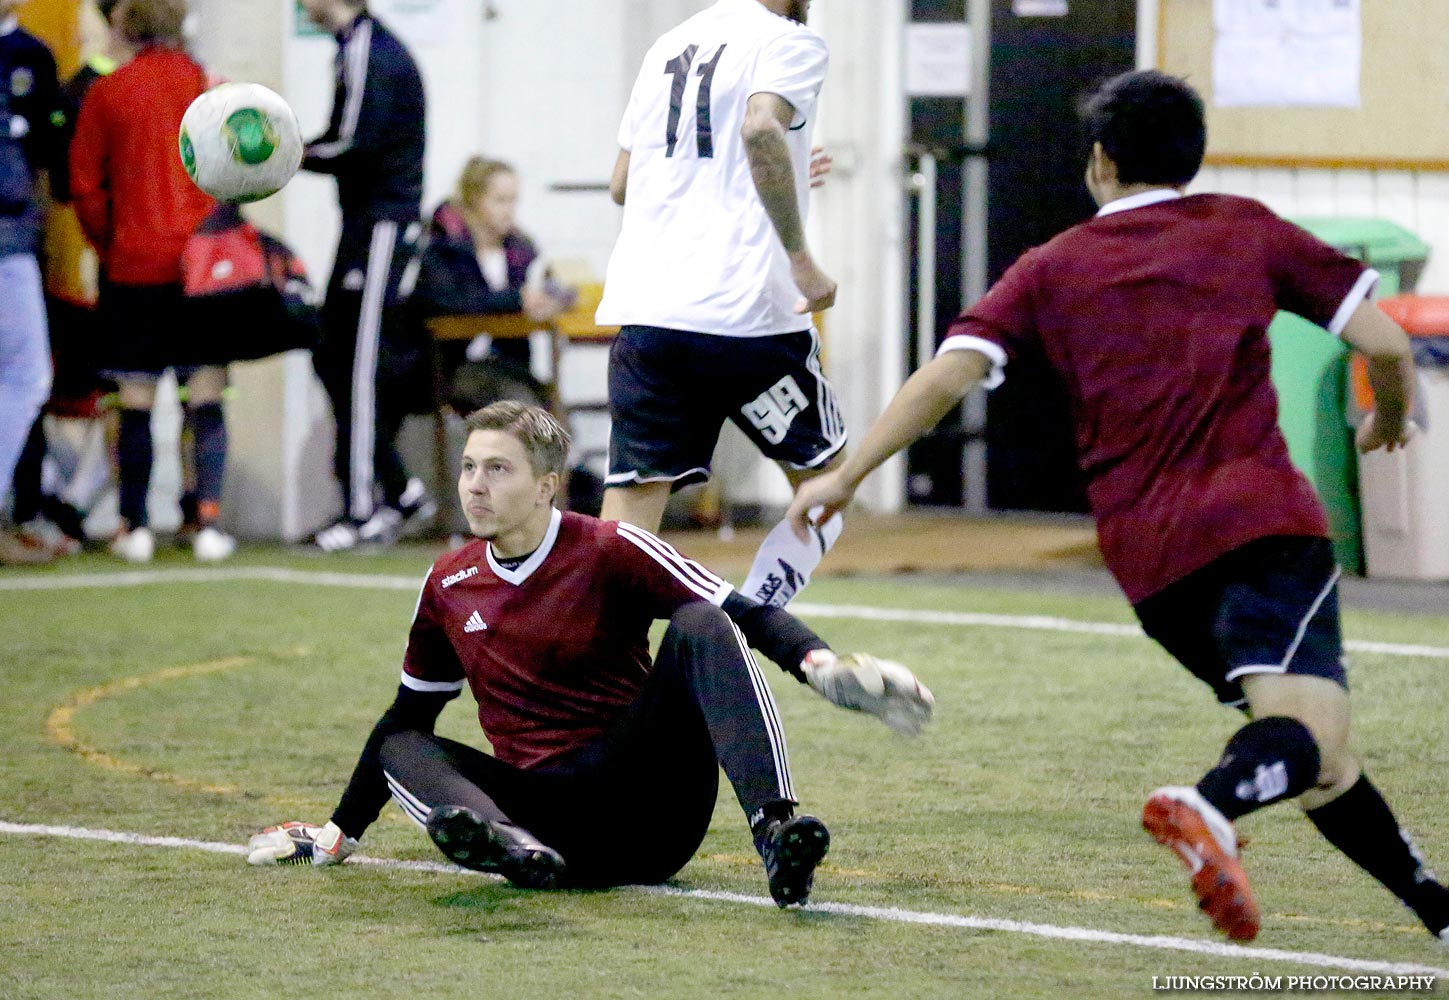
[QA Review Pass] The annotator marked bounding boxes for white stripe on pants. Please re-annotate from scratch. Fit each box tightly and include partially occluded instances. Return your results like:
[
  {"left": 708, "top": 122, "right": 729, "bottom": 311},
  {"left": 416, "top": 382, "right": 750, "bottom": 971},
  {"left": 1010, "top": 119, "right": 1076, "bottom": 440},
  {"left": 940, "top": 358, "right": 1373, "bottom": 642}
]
[{"left": 348, "top": 221, "right": 397, "bottom": 522}]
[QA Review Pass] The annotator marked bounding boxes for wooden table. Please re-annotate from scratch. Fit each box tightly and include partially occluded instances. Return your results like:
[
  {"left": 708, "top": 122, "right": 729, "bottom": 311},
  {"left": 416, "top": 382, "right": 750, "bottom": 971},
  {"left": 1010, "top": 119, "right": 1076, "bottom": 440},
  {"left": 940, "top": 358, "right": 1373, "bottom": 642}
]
[{"left": 424, "top": 289, "right": 619, "bottom": 504}]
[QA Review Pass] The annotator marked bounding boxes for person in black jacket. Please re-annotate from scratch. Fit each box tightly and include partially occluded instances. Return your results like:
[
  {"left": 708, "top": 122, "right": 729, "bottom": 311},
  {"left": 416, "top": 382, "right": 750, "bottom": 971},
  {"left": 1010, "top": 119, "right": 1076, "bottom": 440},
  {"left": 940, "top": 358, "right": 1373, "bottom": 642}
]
[
  {"left": 10, "top": 0, "right": 124, "bottom": 559},
  {"left": 411, "top": 157, "right": 574, "bottom": 415},
  {"left": 299, "top": 0, "right": 434, "bottom": 552},
  {"left": 0, "top": 0, "right": 60, "bottom": 565}
]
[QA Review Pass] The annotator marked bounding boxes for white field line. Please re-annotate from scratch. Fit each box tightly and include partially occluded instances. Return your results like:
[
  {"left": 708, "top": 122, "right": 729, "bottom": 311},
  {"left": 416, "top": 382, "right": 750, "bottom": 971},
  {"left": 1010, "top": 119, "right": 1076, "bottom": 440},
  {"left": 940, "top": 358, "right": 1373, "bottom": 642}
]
[
  {"left": 3, "top": 566, "right": 1447, "bottom": 662},
  {"left": 0, "top": 820, "right": 1445, "bottom": 978}
]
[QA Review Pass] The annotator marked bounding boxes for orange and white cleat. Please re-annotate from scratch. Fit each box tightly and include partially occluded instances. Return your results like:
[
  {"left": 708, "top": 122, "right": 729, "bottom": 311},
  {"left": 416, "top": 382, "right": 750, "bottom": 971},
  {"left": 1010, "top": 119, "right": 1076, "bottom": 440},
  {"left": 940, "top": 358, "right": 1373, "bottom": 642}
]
[{"left": 1143, "top": 786, "right": 1260, "bottom": 942}]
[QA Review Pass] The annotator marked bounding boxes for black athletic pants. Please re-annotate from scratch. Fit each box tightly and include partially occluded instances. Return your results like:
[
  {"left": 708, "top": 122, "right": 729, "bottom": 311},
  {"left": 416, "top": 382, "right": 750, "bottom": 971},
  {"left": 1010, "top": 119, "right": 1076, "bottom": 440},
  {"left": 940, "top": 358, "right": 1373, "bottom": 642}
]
[
  {"left": 313, "top": 217, "right": 421, "bottom": 522},
  {"left": 379, "top": 603, "right": 797, "bottom": 887}
]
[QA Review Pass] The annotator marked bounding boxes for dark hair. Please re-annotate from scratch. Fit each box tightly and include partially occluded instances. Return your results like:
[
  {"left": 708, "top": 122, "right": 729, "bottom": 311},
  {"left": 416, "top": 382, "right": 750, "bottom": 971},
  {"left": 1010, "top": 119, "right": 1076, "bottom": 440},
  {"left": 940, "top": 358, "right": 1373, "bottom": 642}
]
[
  {"left": 97, "top": 0, "right": 123, "bottom": 20},
  {"left": 1079, "top": 70, "right": 1205, "bottom": 187},
  {"left": 463, "top": 402, "right": 570, "bottom": 479}
]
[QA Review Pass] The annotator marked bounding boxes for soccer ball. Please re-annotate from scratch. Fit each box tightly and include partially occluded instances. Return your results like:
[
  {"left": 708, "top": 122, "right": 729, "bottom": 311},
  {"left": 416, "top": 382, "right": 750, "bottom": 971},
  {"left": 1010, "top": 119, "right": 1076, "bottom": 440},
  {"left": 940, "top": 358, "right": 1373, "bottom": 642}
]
[{"left": 179, "top": 83, "right": 303, "bottom": 203}]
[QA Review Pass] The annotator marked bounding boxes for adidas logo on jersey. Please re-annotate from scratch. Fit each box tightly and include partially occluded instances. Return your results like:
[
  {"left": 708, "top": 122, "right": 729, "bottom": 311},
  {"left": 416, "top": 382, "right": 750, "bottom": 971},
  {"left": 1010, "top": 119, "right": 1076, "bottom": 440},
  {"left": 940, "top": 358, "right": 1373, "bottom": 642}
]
[{"left": 463, "top": 610, "right": 488, "bottom": 633}]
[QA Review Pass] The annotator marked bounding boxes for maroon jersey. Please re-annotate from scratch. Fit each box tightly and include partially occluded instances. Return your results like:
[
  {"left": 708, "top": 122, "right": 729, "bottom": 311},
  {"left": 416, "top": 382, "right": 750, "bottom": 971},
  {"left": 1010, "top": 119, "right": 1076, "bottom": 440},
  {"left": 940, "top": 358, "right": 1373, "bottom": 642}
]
[
  {"left": 401, "top": 509, "right": 733, "bottom": 769},
  {"left": 945, "top": 192, "right": 1376, "bottom": 602}
]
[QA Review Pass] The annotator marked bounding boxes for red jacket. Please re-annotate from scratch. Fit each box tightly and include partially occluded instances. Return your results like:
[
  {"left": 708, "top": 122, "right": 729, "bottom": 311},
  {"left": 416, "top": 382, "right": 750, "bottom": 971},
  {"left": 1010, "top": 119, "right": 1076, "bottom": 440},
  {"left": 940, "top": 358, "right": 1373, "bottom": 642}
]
[{"left": 69, "top": 45, "right": 215, "bottom": 286}]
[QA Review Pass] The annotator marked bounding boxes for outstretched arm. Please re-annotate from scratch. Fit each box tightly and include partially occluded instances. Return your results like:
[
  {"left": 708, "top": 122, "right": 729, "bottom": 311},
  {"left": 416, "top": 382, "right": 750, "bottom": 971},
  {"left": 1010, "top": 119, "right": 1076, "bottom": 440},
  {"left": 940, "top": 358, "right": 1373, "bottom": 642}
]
[{"left": 787, "top": 349, "right": 991, "bottom": 537}]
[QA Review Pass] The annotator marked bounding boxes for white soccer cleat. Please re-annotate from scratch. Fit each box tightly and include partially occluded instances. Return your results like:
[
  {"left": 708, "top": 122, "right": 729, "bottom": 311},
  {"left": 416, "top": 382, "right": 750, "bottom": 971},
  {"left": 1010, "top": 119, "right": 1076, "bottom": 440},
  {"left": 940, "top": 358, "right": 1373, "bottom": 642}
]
[
  {"left": 192, "top": 526, "right": 236, "bottom": 562},
  {"left": 110, "top": 527, "right": 154, "bottom": 564}
]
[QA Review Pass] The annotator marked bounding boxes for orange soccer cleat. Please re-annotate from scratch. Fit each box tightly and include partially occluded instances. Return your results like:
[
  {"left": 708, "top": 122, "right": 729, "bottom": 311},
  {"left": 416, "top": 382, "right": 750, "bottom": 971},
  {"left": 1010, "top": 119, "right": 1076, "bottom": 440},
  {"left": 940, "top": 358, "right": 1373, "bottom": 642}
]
[{"left": 1143, "top": 786, "right": 1260, "bottom": 942}]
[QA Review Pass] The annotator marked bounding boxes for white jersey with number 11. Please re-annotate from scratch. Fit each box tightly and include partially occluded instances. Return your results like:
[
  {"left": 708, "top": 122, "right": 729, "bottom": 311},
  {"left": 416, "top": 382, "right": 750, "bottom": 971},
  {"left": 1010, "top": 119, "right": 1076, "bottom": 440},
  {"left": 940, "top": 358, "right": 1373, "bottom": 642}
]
[{"left": 596, "top": 0, "right": 828, "bottom": 338}]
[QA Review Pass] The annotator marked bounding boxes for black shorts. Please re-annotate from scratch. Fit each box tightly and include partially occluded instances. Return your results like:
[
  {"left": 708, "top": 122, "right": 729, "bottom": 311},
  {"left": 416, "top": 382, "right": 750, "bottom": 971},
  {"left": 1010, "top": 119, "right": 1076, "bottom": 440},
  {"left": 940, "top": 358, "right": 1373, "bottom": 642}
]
[
  {"left": 606, "top": 325, "right": 847, "bottom": 490},
  {"left": 96, "top": 282, "right": 208, "bottom": 380},
  {"left": 1133, "top": 535, "right": 1347, "bottom": 708}
]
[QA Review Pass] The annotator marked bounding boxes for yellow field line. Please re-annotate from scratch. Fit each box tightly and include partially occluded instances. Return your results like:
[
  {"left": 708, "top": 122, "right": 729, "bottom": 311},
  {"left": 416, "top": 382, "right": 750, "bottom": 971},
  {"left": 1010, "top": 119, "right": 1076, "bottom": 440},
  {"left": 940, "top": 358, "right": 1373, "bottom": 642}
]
[
  {"left": 44, "top": 651, "right": 319, "bottom": 810},
  {"left": 46, "top": 656, "right": 252, "bottom": 795}
]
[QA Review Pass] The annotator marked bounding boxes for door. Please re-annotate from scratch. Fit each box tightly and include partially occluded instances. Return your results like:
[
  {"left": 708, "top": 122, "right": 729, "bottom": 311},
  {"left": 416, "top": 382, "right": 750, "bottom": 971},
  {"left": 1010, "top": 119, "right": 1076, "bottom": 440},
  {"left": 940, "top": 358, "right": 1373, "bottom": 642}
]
[{"left": 982, "top": 0, "right": 1135, "bottom": 513}]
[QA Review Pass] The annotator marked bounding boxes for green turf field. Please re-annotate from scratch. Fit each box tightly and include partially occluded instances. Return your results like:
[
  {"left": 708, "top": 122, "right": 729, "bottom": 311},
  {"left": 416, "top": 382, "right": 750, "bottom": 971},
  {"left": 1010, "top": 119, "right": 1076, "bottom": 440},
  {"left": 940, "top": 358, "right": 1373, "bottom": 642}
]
[{"left": 2, "top": 547, "right": 1446, "bottom": 999}]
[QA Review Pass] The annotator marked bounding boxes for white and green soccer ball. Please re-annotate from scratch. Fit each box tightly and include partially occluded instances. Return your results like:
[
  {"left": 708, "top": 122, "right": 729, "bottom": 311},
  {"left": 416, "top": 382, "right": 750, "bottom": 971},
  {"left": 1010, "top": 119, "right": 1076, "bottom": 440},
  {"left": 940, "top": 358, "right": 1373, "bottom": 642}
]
[{"left": 179, "top": 82, "right": 303, "bottom": 203}]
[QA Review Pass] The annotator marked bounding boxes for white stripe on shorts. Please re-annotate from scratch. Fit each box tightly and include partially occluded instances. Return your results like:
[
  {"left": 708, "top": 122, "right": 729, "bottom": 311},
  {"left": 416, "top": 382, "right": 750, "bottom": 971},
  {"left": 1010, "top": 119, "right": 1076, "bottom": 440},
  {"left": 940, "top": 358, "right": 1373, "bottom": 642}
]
[{"left": 1224, "top": 565, "right": 1342, "bottom": 684}]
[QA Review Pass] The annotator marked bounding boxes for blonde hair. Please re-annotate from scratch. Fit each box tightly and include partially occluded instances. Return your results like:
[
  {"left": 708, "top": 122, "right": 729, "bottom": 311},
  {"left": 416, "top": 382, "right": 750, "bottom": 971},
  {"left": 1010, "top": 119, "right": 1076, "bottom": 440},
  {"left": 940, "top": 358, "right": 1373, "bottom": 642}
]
[
  {"left": 114, "top": 0, "right": 186, "bottom": 45},
  {"left": 463, "top": 402, "right": 570, "bottom": 479},
  {"left": 455, "top": 156, "right": 516, "bottom": 232}
]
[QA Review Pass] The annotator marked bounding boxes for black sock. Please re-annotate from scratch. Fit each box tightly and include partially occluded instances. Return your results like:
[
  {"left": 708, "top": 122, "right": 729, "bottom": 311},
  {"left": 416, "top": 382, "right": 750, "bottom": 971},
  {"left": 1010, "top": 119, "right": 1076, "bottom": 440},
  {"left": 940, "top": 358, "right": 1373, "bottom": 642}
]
[
  {"left": 1196, "top": 716, "right": 1321, "bottom": 821},
  {"left": 1307, "top": 774, "right": 1449, "bottom": 935},
  {"left": 117, "top": 409, "right": 153, "bottom": 529},
  {"left": 189, "top": 403, "right": 227, "bottom": 512}
]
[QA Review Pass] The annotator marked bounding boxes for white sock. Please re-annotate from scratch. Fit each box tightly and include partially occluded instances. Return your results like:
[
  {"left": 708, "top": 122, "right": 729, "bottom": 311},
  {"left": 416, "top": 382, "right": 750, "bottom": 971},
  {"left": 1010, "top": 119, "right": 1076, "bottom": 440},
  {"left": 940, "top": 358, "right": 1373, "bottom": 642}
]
[{"left": 741, "top": 509, "right": 843, "bottom": 607}]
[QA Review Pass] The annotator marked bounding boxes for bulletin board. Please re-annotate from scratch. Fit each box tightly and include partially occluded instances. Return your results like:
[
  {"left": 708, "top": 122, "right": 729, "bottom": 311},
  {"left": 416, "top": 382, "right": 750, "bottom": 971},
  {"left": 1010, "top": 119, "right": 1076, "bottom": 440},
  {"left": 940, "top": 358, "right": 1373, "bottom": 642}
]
[{"left": 1157, "top": 0, "right": 1449, "bottom": 170}]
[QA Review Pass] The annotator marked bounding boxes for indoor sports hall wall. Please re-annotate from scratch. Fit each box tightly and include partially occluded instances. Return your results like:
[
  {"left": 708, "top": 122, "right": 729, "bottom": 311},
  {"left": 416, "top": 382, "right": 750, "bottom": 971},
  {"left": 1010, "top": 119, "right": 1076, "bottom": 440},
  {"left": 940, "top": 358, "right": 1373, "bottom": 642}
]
[
  {"left": 55, "top": 1, "right": 1445, "bottom": 540},
  {"left": 179, "top": 0, "right": 907, "bottom": 539}
]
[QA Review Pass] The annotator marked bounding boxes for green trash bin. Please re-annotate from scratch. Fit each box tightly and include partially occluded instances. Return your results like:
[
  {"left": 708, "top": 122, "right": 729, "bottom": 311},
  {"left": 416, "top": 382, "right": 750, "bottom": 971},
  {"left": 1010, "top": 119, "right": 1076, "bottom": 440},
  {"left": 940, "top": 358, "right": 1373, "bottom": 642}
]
[{"left": 1269, "top": 218, "right": 1431, "bottom": 574}]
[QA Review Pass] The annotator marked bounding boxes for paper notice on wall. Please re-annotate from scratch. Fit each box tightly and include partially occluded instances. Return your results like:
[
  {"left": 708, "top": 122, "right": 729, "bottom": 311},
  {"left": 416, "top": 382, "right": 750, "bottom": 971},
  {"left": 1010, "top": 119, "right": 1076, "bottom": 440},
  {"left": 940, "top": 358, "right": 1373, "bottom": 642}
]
[
  {"left": 905, "top": 23, "right": 972, "bottom": 97},
  {"left": 1212, "top": 0, "right": 1361, "bottom": 107}
]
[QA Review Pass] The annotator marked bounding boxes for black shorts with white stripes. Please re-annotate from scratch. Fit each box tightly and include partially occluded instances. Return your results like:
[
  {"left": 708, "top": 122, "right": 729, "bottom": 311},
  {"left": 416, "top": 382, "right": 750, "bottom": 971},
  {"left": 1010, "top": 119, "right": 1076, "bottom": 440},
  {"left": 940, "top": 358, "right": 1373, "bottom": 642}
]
[
  {"left": 606, "top": 325, "right": 847, "bottom": 490},
  {"left": 1133, "top": 535, "right": 1347, "bottom": 708}
]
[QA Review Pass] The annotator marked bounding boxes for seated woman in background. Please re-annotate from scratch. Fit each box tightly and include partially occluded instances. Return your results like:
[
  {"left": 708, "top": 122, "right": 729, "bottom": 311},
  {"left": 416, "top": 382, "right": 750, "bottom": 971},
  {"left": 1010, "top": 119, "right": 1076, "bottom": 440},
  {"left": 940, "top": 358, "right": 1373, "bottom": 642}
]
[{"left": 411, "top": 157, "right": 575, "bottom": 415}]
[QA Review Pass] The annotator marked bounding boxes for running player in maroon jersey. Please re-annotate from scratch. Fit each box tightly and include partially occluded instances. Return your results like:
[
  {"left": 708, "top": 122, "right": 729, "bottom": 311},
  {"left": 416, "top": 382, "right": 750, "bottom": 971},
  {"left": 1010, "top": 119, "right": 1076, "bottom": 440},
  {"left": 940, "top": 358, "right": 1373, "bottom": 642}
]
[
  {"left": 248, "top": 402, "right": 933, "bottom": 908},
  {"left": 788, "top": 70, "right": 1447, "bottom": 943}
]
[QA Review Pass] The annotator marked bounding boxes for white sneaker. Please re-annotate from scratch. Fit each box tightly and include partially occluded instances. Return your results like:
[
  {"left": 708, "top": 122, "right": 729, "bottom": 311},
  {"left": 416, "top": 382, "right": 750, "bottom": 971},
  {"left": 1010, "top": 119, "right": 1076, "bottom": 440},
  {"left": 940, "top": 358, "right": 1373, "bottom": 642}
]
[
  {"left": 111, "top": 527, "right": 154, "bottom": 563},
  {"left": 313, "top": 519, "right": 361, "bottom": 553},
  {"left": 192, "top": 526, "right": 236, "bottom": 562},
  {"left": 357, "top": 506, "right": 405, "bottom": 546},
  {"left": 18, "top": 518, "right": 81, "bottom": 556}
]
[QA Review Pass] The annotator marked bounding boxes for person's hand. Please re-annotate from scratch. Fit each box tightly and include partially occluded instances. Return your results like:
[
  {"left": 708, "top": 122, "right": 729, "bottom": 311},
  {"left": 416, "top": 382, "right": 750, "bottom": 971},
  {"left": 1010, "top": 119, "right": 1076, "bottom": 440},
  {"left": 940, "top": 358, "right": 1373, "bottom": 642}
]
[
  {"left": 788, "top": 252, "right": 837, "bottom": 314},
  {"left": 800, "top": 650, "right": 935, "bottom": 736},
  {"left": 246, "top": 821, "right": 356, "bottom": 866},
  {"left": 1356, "top": 413, "right": 1417, "bottom": 454},
  {"left": 522, "top": 286, "right": 567, "bottom": 324},
  {"left": 787, "top": 469, "right": 856, "bottom": 542},
  {"left": 809, "top": 145, "right": 833, "bottom": 189}
]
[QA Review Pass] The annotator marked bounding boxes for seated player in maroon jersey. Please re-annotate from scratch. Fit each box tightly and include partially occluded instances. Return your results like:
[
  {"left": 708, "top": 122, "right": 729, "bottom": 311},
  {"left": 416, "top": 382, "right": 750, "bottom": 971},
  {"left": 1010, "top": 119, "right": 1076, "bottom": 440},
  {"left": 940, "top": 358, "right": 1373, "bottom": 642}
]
[
  {"left": 785, "top": 70, "right": 1448, "bottom": 944},
  {"left": 247, "top": 401, "right": 933, "bottom": 907}
]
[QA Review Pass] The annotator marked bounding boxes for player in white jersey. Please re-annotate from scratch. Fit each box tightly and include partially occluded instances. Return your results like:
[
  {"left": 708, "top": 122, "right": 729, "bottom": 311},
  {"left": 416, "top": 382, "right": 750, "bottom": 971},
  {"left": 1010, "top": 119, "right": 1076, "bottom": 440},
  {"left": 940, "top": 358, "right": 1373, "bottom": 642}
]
[{"left": 595, "top": 0, "right": 846, "bottom": 609}]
